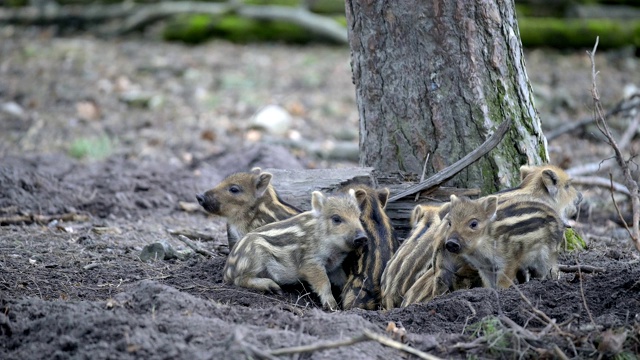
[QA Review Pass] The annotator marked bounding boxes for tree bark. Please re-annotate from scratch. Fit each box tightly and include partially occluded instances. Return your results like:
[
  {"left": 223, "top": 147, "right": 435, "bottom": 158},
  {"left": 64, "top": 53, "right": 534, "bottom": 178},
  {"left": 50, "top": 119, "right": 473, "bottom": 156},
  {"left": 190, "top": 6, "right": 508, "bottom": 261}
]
[{"left": 345, "top": 0, "right": 548, "bottom": 192}]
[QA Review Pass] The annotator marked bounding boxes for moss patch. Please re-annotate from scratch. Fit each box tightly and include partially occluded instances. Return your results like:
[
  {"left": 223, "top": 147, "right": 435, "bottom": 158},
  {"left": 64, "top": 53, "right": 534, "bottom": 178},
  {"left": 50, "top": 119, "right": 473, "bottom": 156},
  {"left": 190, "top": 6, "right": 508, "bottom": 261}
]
[
  {"left": 564, "top": 228, "right": 587, "bottom": 251},
  {"left": 518, "top": 18, "right": 640, "bottom": 49},
  {"left": 163, "top": 14, "right": 345, "bottom": 44}
]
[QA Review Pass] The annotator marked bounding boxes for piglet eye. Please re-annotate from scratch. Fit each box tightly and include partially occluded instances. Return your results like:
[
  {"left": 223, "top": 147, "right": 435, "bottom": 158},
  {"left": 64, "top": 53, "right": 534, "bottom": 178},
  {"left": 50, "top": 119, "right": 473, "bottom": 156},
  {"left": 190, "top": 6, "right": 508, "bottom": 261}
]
[
  {"left": 447, "top": 220, "right": 451, "bottom": 227},
  {"left": 469, "top": 219, "right": 479, "bottom": 229},
  {"left": 331, "top": 215, "right": 342, "bottom": 225},
  {"left": 229, "top": 185, "right": 241, "bottom": 194}
]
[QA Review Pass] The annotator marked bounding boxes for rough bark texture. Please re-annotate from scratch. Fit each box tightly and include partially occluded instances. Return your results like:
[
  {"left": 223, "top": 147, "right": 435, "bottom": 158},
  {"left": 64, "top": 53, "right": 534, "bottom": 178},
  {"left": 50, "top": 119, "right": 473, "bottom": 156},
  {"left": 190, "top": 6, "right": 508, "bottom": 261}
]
[{"left": 346, "top": 0, "right": 548, "bottom": 192}]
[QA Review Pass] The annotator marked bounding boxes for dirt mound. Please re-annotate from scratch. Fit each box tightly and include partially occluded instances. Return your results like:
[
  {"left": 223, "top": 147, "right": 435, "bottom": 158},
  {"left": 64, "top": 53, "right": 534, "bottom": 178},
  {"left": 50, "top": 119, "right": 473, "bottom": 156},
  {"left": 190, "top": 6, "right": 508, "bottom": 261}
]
[{"left": 2, "top": 153, "right": 639, "bottom": 359}]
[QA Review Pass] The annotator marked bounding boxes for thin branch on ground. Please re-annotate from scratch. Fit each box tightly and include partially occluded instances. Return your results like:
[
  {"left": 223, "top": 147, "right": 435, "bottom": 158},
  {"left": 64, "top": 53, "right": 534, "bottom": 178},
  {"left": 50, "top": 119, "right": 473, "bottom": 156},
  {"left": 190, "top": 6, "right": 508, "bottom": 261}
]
[
  {"left": 588, "top": 36, "right": 640, "bottom": 252},
  {"left": 553, "top": 344, "right": 571, "bottom": 360},
  {"left": 558, "top": 264, "right": 605, "bottom": 273},
  {"left": 268, "top": 329, "right": 442, "bottom": 360},
  {"left": 575, "top": 256, "right": 596, "bottom": 326},
  {"left": 167, "top": 228, "right": 217, "bottom": 242},
  {"left": 610, "top": 174, "right": 635, "bottom": 241},
  {"left": 177, "top": 235, "right": 216, "bottom": 257},
  {"left": 511, "top": 283, "right": 569, "bottom": 337},
  {"left": 0, "top": 213, "right": 90, "bottom": 226}
]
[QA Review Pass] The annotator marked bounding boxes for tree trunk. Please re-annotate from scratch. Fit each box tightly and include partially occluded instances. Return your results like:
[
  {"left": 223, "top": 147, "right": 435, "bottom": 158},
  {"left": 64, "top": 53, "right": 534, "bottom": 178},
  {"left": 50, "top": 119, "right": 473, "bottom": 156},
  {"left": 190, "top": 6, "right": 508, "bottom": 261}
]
[{"left": 345, "top": 0, "right": 548, "bottom": 192}]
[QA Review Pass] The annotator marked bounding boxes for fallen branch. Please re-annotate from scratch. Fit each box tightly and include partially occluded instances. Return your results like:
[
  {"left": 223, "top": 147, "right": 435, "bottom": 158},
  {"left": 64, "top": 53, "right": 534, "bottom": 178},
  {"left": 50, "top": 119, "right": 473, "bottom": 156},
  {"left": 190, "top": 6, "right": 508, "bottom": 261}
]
[
  {"left": 177, "top": 235, "right": 217, "bottom": 257},
  {"left": 0, "top": 2, "right": 348, "bottom": 43},
  {"left": 499, "top": 315, "right": 539, "bottom": 342},
  {"left": 268, "top": 329, "right": 442, "bottom": 360},
  {"left": 388, "top": 119, "right": 512, "bottom": 202},
  {"left": 571, "top": 176, "right": 630, "bottom": 196},
  {"left": 588, "top": 37, "right": 640, "bottom": 252},
  {"left": 0, "top": 213, "right": 89, "bottom": 226},
  {"left": 167, "top": 228, "right": 216, "bottom": 242},
  {"left": 546, "top": 93, "right": 640, "bottom": 141},
  {"left": 557, "top": 264, "right": 605, "bottom": 273}
]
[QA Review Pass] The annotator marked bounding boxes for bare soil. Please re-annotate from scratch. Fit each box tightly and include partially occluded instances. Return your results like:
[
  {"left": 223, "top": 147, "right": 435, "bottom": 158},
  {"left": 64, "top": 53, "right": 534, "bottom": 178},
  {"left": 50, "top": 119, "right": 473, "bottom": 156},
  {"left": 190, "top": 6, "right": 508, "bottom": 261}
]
[{"left": 1, "top": 29, "right": 640, "bottom": 359}]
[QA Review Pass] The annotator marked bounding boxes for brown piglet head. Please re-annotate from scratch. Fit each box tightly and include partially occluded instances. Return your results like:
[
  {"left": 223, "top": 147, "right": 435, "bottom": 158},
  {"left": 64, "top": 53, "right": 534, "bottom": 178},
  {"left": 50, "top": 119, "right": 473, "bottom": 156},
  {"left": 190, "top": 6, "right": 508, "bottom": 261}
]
[{"left": 442, "top": 195, "right": 497, "bottom": 255}]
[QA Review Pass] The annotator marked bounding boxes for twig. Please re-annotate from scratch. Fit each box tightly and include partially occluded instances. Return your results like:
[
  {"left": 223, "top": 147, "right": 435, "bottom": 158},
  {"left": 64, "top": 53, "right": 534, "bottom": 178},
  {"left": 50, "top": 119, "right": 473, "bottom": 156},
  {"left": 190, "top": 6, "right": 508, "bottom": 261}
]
[
  {"left": 361, "top": 329, "right": 442, "bottom": 360},
  {"left": 269, "top": 329, "right": 442, "bottom": 360},
  {"left": 553, "top": 344, "right": 571, "bottom": 360},
  {"left": 572, "top": 175, "right": 630, "bottom": 196},
  {"left": 389, "top": 119, "right": 512, "bottom": 202},
  {"left": 461, "top": 300, "right": 477, "bottom": 334},
  {"left": 617, "top": 111, "right": 640, "bottom": 151},
  {"left": 546, "top": 94, "right": 640, "bottom": 141},
  {"left": 0, "top": 213, "right": 90, "bottom": 226},
  {"left": 269, "top": 333, "right": 368, "bottom": 356},
  {"left": 575, "top": 256, "right": 596, "bottom": 326},
  {"left": 558, "top": 264, "right": 605, "bottom": 273},
  {"left": 498, "top": 315, "right": 539, "bottom": 341},
  {"left": 167, "top": 228, "right": 216, "bottom": 242},
  {"left": 610, "top": 174, "right": 635, "bottom": 240},
  {"left": 415, "top": 153, "right": 431, "bottom": 201},
  {"left": 177, "top": 235, "right": 216, "bottom": 258},
  {"left": 588, "top": 36, "right": 640, "bottom": 252},
  {"left": 511, "top": 283, "right": 569, "bottom": 337}
]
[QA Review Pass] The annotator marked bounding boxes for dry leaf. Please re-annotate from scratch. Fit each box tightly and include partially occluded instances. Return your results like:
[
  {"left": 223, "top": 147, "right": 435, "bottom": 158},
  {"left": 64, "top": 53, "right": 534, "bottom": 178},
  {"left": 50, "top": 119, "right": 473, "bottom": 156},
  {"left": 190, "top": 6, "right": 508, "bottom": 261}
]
[
  {"left": 76, "top": 100, "right": 101, "bottom": 121},
  {"left": 597, "top": 329, "right": 627, "bottom": 356},
  {"left": 386, "top": 321, "right": 407, "bottom": 343}
]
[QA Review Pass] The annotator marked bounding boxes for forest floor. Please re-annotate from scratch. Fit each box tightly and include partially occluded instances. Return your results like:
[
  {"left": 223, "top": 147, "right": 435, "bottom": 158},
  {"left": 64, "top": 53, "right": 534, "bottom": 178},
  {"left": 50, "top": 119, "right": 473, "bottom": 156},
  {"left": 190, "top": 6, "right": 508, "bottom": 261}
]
[{"left": 1, "top": 28, "right": 640, "bottom": 359}]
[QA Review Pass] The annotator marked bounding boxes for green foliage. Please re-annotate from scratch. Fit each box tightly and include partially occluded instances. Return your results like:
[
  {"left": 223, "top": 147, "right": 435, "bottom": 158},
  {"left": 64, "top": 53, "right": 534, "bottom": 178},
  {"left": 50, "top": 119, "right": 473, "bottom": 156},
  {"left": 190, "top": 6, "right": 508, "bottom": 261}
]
[
  {"left": 5, "top": 0, "right": 28, "bottom": 7},
  {"left": 614, "top": 352, "right": 639, "bottom": 360},
  {"left": 518, "top": 18, "right": 640, "bottom": 49},
  {"left": 68, "top": 136, "right": 113, "bottom": 160},
  {"left": 244, "top": 0, "right": 299, "bottom": 6},
  {"left": 564, "top": 228, "right": 587, "bottom": 251},
  {"left": 466, "top": 316, "right": 510, "bottom": 353}
]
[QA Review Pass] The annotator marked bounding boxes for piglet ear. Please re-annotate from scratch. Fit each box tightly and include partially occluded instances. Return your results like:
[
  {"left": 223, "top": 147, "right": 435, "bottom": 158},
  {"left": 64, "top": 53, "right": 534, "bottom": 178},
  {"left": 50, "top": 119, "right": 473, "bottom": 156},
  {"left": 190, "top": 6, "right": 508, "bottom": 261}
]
[
  {"left": 377, "top": 188, "right": 390, "bottom": 209},
  {"left": 410, "top": 205, "right": 425, "bottom": 228},
  {"left": 541, "top": 169, "right": 559, "bottom": 199},
  {"left": 449, "top": 194, "right": 460, "bottom": 205},
  {"left": 483, "top": 196, "right": 498, "bottom": 221},
  {"left": 311, "top": 191, "right": 325, "bottom": 214},
  {"left": 519, "top": 165, "right": 533, "bottom": 181},
  {"left": 254, "top": 172, "right": 272, "bottom": 198},
  {"left": 352, "top": 188, "right": 367, "bottom": 210},
  {"left": 438, "top": 202, "right": 451, "bottom": 220},
  {"left": 250, "top": 167, "right": 262, "bottom": 175}
]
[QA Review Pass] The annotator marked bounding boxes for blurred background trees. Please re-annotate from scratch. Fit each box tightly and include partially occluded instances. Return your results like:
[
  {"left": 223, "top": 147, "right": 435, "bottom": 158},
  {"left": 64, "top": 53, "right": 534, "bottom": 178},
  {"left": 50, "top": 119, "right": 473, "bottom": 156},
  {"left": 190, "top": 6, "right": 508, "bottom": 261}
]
[{"left": 1, "top": 0, "right": 639, "bottom": 51}]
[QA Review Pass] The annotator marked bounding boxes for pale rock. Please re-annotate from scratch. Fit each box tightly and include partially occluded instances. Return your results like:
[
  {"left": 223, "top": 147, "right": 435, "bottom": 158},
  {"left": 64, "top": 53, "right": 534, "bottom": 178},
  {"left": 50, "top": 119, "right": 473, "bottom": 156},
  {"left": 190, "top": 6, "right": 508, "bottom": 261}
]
[{"left": 250, "top": 105, "right": 292, "bottom": 136}]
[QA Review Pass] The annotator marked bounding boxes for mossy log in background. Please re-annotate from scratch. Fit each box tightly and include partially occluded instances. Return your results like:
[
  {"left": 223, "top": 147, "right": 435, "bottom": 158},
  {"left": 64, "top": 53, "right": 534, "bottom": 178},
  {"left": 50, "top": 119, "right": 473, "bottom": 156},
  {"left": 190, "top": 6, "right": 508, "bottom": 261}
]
[
  {"left": 162, "top": 10, "right": 640, "bottom": 49},
  {"left": 1, "top": 0, "right": 640, "bottom": 49},
  {"left": 518, "top": 18, "right": 640, "bottom": 49},
  {"left": 163, "top": 13, "right": 344, "bottom": 44}
]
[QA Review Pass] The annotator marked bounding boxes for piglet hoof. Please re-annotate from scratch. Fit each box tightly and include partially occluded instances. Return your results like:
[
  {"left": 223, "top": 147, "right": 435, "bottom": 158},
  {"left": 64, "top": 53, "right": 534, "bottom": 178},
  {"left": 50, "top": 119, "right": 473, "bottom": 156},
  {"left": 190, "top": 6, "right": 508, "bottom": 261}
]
[
  {"left": 323, "top": 298, "right": 339, "bottom": 312},
  {"left": 268, "top": 285, "right": 283, "bottom": 296}
]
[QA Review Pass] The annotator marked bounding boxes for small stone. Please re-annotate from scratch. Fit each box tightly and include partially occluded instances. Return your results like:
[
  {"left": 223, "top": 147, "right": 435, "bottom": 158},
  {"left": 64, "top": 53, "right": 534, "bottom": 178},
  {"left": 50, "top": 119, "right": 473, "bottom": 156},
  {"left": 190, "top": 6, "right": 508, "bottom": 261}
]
[
  {"left": 250, "top": 105, "right": 292, "bottom": 136},
  {"left": 1, "top": 102, "right": 25, "bottom": 119}
]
